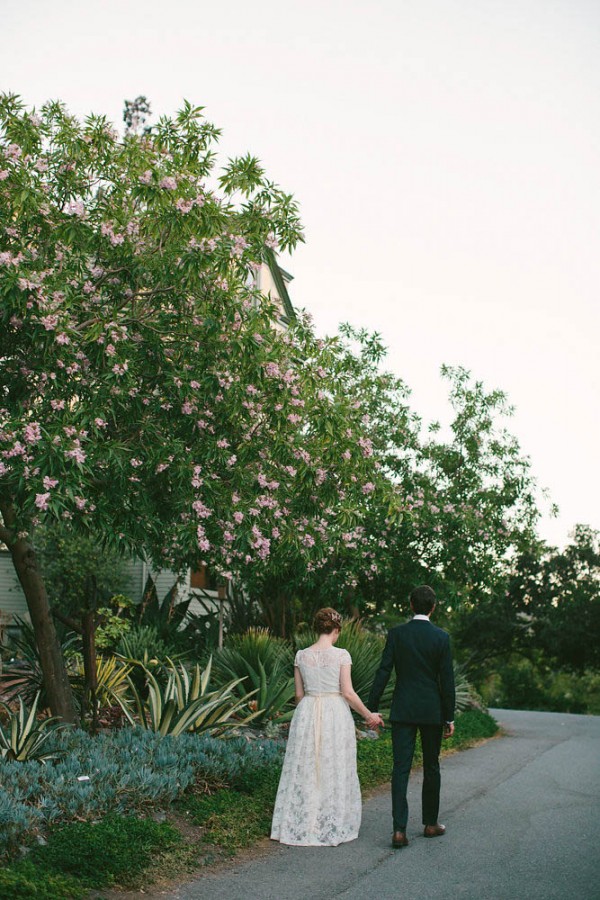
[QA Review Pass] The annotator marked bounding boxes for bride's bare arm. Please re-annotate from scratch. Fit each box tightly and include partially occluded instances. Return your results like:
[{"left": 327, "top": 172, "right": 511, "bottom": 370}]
[
  {"left": 294, "top": 665, "right": 305, "bottom": 704},
  {"left": 340, "top": 665, "right": 383, "bottom": 726}
]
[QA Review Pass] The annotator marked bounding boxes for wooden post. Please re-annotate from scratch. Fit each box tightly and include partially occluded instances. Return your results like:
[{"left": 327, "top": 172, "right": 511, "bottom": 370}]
[{"left": 217, "top": 582, "right": 227, "bottom": 649}]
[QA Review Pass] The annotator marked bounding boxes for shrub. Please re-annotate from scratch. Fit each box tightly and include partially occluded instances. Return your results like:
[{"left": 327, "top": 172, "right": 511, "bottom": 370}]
[
  {"left": 480, "top": 658, "right": 599, "bottom": 713},
  {"left": 0, "top": 725, "right": 284, "bottom": 858},
  {"left": 117, "top": 623, "right": 182, "bottom": 665}
]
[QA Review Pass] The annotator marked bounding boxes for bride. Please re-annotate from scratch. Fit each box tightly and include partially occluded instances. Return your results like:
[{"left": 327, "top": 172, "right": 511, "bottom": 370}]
[{"left": 270, "top": 608, "right": 384, "bottom": 846}]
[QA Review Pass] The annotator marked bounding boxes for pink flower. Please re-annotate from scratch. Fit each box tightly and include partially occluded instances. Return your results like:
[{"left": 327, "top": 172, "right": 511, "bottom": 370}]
[
  {"left": 159, "top": 176, "right": 177, "bottom": 190},
  {"left": 192, "top": 499, "right": 212, "bottom": 519},
  {"left": 65, "top": 199, "right": 86, "bottom": 217},
  {"left": 35, "top": 492, "right": 50, "bottom": 510},
  {"left": 0, "top": 170, "right": 9, "bottom": 181},
  {"left": 233, "top": 511, "right": 244, "bottom": 524},
  {"left": 105, "top": 344, "right": 116, "bottom": 357},
  {"left": 43, "top": 476, "right": 58, "bottom": 489},
  {"left": 196, "top": 525, "right": 210, "bottom": 552},
  {"left": 175, "top": 197, "right": 194, "bottom": 213},
  {"left": 94, "top": 418, "right": 107, "bottom": 428},
  {"left": 24, "top": 423, "right": 42, "bottom": 444},
  {"left": 75, "top": 497, "right": 87, "bottom": 510},
  {"left": 130, "top": 458, "right": 143, "bottom": 468},
  {"left": 66, "top": 447, "right": 87, "bottom": 464},
  {"left": 358, "top": 437, "right": 373, "bottom": 458},
  {"left": 362, "top": 482, "right": 375, "bottom": 494},
  {"left": 112, "top": 362, "right": 128, "bottom": 375},
  {"left": 226, "top": 455, "right": 237, "bottom": 467},
  {"left": 139, "top": 170, "right": 153, "bottom": 184},
  {"left": 50, "top": 399, "right": 65, "bottom": 411},
  {"left": 56, "top": 333, "right": 70, "bottom": 345},
  {"left": 287, "top": 414, "right": 302, "bottom": 425},
  {"left": 217, "top": 438, "right": 230, "bottom": 449}
]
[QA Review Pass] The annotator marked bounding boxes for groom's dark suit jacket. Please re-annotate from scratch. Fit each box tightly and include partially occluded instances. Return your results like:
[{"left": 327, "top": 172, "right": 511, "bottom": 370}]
[{"left": 368, "top": 619, "right": 455, "bottom": 724}]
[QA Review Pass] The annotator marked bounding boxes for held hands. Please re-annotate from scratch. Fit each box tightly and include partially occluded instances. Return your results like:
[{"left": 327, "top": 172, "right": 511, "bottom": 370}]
[{"left": 365, "top": 712, "right": 384, "bottom": 730}]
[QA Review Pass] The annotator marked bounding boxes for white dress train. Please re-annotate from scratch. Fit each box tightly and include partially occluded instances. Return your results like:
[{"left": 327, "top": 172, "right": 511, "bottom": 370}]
[{"left": 270, "top": 646, "right": 362, "bottom": 846}]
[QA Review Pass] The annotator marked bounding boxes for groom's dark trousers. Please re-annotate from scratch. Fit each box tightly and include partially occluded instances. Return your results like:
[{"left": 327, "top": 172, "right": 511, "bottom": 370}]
[
  {"left": 392, "top": 723, "right": 443, "bottom": 829},
  {"left": 368, "top": 618, "right": 455, "bottom": 830}
]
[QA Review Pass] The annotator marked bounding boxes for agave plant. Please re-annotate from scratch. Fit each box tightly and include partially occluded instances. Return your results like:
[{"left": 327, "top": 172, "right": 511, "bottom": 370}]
[
  {"left": 0, "top": 693, "right": 70, "bottom": 763},
  {"left": 1, "top": 618, "right": 79, "bottom": 705},
  {"left": 113, "top": 658, "right": 260, "bottom": 736},
  {"left": 454, "top": 663, "right": 481, "bottom": 712},
  {"left": 211, "top": 628, "right": 296, "bottom": 725},
  {"left": 71, "top": 654, "right": 133, "bottom": 709}
]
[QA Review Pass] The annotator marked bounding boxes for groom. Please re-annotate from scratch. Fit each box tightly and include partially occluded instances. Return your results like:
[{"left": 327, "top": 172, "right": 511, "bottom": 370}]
[{"left": 368, "top": 585, "right": 455, "bottom": 848}]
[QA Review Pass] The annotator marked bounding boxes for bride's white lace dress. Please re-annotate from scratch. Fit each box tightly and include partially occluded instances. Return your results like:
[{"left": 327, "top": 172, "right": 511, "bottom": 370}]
[{"left": 270, "top": 646, "right": 362, "bottom": 846}]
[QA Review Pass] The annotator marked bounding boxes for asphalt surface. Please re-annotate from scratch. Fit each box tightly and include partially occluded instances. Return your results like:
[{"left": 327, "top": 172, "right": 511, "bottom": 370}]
[{"left": 169, "top": 709, "right": 599, "bottom": 900}]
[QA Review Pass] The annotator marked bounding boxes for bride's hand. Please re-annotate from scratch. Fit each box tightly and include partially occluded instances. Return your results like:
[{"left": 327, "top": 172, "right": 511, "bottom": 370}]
[{"left": 365, "top": 712, "right": 384, "bottom": 729}]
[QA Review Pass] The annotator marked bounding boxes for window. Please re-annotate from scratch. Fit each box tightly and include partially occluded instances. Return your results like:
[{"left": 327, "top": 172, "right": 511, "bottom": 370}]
[{"left": 189, "top": 565, "right": 218, "bottom": 591}]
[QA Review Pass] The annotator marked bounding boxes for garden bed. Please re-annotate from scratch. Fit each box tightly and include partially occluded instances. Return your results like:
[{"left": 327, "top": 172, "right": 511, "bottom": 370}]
[{"left": 0, "top": 709, "right": 498, "bottom": 898}]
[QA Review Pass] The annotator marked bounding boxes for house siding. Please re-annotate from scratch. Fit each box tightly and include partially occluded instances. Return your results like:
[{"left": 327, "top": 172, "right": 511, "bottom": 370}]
[
  {"left": 0, "top": 552, "right": 212, "bottom": 625},
  {"left": 0, "top": 551, "right": 28, "bottom": 622}
]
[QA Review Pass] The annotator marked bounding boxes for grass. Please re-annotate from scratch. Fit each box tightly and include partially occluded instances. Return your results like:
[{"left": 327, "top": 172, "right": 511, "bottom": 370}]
[
  {"left": 0, "top": 709, "right": 498, "bottom": 897},
  {"left": 0, "top": 816, "right": 179, "bottom": 899}
]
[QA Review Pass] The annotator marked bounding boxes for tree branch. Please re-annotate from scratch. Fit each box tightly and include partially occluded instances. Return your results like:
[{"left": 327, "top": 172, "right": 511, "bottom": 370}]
[{"left": 51, "top": 608, "right": 83, "bottom": 634}]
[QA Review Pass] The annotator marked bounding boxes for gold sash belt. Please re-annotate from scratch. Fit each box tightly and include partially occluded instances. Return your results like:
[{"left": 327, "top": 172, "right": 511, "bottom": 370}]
[{"left": 304, "top": 692, "right": 343, "bottom": 783}]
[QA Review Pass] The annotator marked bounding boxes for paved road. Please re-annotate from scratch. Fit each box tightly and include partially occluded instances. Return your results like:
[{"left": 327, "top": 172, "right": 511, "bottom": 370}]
[{"left": 170, "top": 710, "right": 599, "bottom": 900}]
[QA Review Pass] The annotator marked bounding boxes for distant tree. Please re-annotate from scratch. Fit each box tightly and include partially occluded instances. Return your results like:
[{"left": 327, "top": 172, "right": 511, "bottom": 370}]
[
  {"left": 123, "top": 95, "right": 152, "bottom": 136},
  {"left": 453, "top": 526, "right": 600, "bottom": 676}
]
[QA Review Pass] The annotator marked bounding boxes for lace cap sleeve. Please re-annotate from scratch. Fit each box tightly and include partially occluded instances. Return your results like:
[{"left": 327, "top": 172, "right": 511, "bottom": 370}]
[
  {"left": 294, "top": 650, "right": 302, "bottom": 667},
  {"left": 339, "top": 648, "right": 352, "bottom": 666}
]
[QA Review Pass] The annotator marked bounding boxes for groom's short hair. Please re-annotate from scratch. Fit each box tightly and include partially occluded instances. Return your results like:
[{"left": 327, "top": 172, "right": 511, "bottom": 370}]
[{"left": 410, "top": 585, "right": 436, "bottom": 614}]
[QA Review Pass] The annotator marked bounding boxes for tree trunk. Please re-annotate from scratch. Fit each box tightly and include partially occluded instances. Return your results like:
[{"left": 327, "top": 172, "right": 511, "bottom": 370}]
[{"left": 7, "top": 530, "right": 79, "bottom": 724}]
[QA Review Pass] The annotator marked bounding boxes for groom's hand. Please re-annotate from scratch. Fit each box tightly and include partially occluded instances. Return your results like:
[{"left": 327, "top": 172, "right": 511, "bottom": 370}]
[
  {"left": 366, "top": 713, "right": 384, "bottom": 729},
  {"left": 443, "top": 722, "right": 455, "bottom": 738}
]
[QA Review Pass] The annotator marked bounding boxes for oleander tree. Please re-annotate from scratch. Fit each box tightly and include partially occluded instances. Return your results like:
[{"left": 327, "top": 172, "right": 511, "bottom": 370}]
[
  {"left": 239, "top": 345, "right": 543, "bottom": 631},
  {"left": 0, "top": 95, "right": 396, "bottom": 720}
]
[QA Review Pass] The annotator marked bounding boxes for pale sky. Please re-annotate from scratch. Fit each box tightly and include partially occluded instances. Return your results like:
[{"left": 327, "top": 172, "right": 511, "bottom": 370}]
[{"left": 4, "top": 0, "right": 599, "bottom": 548}]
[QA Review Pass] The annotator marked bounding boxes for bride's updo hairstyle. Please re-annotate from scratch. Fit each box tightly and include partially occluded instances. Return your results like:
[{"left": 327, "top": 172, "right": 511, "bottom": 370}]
[{"left": 314, "top": 607, "right": 343, "bottom": 634}]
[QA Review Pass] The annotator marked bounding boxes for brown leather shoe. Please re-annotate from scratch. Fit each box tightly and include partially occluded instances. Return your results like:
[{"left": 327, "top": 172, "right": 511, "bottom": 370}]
[
  {"left": 424, "top": 824, "right": 446, "bottom": 838},
  {"left": 392, "top": 830, "right": 409, "bottom": 848}
]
